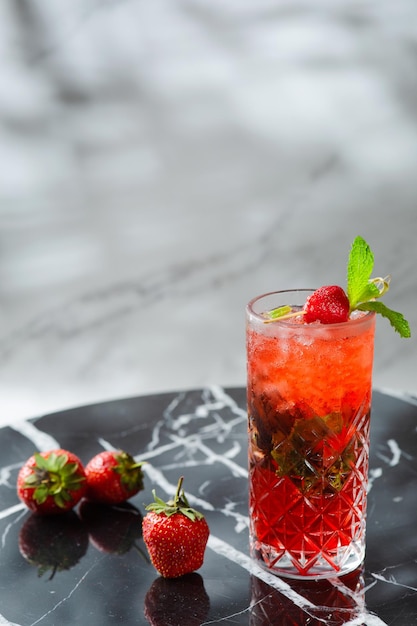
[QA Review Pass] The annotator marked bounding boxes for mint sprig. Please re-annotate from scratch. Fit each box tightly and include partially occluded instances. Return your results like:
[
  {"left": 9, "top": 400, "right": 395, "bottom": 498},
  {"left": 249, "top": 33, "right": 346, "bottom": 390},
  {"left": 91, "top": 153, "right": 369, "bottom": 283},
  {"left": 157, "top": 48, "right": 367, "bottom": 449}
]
[
  {"left": 347, "top": 237, "right": 379, "bottom": 309},
  {"left": 356, "top": 301, "right": 411, "bottom": 338},
  {"left": 347, "top": 236, "right": 411, "bottom": 338}
]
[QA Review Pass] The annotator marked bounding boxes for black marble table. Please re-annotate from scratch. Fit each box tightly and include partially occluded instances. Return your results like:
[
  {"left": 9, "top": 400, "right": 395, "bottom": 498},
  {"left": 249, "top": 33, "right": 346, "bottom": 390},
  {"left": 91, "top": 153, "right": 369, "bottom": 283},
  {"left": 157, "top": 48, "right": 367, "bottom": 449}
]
[{"left": 0, "top": 387, "right": 416, "bottom": 625}]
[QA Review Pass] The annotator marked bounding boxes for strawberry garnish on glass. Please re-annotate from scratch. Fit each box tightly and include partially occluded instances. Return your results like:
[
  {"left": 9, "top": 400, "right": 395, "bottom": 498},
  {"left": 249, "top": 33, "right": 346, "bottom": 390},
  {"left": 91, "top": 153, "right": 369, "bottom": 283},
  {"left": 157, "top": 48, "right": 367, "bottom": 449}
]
[
  {"left": 303, "top": 285, "right": 350, "bottom": 324},
  {"left": 17, "top": 449, "right": 87, "bottom": 515},
  {"left": 266, "top": 236, "right": 411, "bottom": 337},
  {"left": 142, "top": 476, "right": 210, "bottom": 579}
]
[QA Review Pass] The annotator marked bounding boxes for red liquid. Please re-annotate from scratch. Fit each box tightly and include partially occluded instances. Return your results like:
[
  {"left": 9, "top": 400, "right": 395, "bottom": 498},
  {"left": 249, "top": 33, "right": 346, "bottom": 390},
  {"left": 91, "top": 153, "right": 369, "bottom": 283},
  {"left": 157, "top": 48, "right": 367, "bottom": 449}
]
[
  {"left": 247, "top": 301, "right": 375, "bottom": 577},
  {"left": 249, "top": 408, "right": 370, "bottom": 575}
]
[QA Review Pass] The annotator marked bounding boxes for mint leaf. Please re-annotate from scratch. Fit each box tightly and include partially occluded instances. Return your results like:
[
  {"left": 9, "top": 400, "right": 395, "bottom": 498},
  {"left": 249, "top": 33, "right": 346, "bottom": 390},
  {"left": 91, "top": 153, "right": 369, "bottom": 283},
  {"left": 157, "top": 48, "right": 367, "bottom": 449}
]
[
  {"left": 357, "top": 301, "right": 411, "bottom": 338},
  {"left": 353, "top": 281, "right": 380, "bottom": 305},
  {"left": 347, "top": 236, "right": 375, "bottom": 310},
  {"left": 346, "top": 236, "right": 411, "bottom": 338}
]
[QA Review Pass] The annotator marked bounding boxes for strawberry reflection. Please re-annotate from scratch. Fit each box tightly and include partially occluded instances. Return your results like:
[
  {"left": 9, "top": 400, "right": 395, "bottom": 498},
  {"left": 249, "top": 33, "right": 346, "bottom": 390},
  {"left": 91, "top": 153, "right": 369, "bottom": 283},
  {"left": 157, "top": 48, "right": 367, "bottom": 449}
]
[
  {"left": 144, "top": 573, "right": 210, "bottom": 626},
  {"left": 78, "top": 500, "right": 146, "bottom": 557},
  {"left": 18, "top": 511, "right": 89, "bottom": 579},
  {"left": 250, "top": 567, "right": 365, "bottom": 626}
]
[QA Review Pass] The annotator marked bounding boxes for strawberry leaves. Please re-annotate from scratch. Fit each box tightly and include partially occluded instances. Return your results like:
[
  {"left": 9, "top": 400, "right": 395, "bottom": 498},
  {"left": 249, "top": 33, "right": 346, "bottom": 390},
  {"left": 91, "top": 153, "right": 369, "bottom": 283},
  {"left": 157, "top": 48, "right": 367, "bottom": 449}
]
[
  {"left": 85, "top": 450, "right": 145, "bottom": 505},
  {"left": 25, "top": 451, "right": 86, "bottom": 507},
  {"left": 17, "top": 449, "right": 87, "bottom": 514},
  {"left": 145, "top": 476, "right": 204, "bottom": 522}
]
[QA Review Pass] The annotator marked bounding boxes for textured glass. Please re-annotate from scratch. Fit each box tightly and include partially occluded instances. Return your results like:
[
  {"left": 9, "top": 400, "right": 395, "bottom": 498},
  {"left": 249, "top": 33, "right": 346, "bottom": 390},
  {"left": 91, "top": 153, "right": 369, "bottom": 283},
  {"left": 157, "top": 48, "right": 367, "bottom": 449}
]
[{"left": 247, "top": 290, "right": 375, "bottom": 578}]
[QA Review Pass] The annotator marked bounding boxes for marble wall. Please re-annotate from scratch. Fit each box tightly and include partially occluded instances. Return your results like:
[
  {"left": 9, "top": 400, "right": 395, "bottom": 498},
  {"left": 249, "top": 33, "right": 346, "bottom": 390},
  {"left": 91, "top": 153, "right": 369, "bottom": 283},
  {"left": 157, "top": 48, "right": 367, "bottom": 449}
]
[{"left": 0, "top": 0, "right": 416, "bottom": 425}]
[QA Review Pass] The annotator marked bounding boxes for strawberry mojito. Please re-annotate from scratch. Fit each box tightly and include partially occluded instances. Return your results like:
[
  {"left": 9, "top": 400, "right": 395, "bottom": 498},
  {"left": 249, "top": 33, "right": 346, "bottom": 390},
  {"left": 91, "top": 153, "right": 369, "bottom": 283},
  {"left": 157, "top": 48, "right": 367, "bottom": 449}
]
[{"left": 247, "top": 238, "right": 410, "bottom": 578}]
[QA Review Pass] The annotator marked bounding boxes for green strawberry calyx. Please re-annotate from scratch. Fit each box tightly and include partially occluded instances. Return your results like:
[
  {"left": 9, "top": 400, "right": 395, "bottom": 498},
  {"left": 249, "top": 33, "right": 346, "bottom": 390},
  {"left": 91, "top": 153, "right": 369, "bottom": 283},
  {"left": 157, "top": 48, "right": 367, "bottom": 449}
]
[
  {"left": 145, "top": 476, "right": 204, "bottom": 522},
  {"left": 24, "top": 452, "right": 85, "bottom": 508},
  {"left": 112, "top": 451, "right": 145, "bottom": 492},
  {"left": 264, "top": 236, "right": 411, "bottom": 338}
]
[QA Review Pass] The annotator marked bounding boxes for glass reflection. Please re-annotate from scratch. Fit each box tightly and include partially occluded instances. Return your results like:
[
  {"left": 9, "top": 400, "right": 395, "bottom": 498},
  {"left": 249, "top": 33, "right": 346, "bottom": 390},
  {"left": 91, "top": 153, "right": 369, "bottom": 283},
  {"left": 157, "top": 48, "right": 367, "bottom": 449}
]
[{"left": 250, "top": 567, "right": 365, "bottom": 626}]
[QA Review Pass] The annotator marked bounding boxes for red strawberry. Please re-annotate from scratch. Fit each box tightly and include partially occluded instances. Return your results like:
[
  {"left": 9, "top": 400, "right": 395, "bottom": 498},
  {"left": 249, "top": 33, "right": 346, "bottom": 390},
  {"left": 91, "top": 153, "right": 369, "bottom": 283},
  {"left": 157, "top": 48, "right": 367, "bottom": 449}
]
[
  {"left": 142, "top": 477, "right": 210, "bottom": 579},
  {"left": 303, "top": 285, "right": 350, "bottom": 324},
  {"left": 17, "top": 449, "right": 87, "bottom": 515},
  {"left": 144, "top": 573, "right": 210, "bottom": 626},
  {"left": 85, "top": 450, "right": 145, "bottom": 505}
]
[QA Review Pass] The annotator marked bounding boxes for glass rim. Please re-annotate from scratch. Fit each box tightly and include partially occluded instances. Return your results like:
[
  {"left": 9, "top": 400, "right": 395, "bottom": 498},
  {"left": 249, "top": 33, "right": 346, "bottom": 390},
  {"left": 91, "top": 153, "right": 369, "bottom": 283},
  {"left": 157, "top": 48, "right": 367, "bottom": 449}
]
[{"left": 246, "top": 289, "right": 376, "bottom": 329}]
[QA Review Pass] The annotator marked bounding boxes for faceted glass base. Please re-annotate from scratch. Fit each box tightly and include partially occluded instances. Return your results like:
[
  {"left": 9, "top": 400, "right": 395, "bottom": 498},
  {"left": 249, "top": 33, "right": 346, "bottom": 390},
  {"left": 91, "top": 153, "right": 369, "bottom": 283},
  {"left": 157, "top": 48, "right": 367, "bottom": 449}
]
[
  {"left": 248, "top": 399, "right": 370, "bottom": 579},
  {"left": 250, "top": 537, "right": 365, "bottom": 580}
]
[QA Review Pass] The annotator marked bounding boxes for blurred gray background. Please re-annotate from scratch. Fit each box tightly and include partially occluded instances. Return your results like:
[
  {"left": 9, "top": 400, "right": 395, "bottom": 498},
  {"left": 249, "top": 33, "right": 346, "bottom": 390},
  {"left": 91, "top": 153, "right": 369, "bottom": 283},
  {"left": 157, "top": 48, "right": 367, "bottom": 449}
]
[{"left": 0, "top": 0, "right": 416, "bottom": 424}]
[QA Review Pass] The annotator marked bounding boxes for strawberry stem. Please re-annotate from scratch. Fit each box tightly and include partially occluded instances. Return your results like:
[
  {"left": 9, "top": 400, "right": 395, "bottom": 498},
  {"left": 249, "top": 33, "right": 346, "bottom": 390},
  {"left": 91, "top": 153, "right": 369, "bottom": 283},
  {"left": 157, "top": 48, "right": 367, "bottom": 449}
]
[
  {"left": 174, "top": 476, "right": 184, "bottom": 503},
  {"left": 145, "top": 477, "right": 205, "bottom": 521}
]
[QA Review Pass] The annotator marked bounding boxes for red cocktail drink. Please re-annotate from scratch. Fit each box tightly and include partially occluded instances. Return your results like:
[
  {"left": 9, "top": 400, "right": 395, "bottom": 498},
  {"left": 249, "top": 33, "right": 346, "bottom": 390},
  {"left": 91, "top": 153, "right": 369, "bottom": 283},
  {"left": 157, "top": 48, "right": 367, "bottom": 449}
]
[{"left": 247, "top": 290, "right": 376, "bottom": 578}]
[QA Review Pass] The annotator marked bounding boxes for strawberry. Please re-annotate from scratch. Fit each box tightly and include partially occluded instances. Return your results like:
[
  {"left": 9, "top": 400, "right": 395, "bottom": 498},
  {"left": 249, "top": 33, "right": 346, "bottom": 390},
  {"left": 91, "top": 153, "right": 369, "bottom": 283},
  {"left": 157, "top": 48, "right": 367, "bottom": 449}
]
[
  {"left": 17, "top": 449, "right": 87, "bottom": 515},
  {"left": 142, "top": 477, "right": 210, "bottom": 579},
  {"left": 303, "top": 285, "right": 350, "bottom": 324},
  {"left": 144, "top": 573, "right": 210, "bottom": 626},
  {"left": 85, "top": 450, "right": 145, "bottom": 504}
]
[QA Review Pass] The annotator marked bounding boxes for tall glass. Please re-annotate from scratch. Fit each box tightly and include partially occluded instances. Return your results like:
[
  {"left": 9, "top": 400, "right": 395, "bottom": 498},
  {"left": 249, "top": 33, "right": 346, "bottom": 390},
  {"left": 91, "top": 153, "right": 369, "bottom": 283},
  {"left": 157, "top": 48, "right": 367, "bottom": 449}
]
[{"left": 246, "top": 290, "right": 376, "bottom": 579}]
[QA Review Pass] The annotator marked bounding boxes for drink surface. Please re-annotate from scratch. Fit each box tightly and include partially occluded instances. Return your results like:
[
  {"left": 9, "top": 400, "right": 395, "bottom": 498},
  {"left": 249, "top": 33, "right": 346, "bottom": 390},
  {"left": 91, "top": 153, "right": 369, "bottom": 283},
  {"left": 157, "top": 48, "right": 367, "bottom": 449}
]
[{"left": 247, "top": 304, "right": 376, "bottom": 577}]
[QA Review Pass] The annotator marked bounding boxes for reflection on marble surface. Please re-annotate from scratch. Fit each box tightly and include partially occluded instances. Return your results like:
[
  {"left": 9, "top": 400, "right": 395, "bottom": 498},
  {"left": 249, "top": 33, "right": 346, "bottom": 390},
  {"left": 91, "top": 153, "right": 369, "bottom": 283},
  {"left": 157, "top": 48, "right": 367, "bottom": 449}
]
[
  {"left": 0, "top": 2, "right": 417, "bottom": 425},
  {"left": 0, "top": 386, "right": 416, "bottom": 625},
  {"left": 249, "top": 569, "right": 365, "bottom": 625}
]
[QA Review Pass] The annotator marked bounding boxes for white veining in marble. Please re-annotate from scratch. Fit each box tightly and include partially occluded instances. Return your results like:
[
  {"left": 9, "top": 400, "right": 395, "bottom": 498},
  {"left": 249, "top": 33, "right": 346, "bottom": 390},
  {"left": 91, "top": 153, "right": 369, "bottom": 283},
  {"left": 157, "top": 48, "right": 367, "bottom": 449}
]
[
  {"left": 1, "top": 1, "right": 417, "bottom": 427},
  {"left": 1, "top": 385, "right": 415, "bottom": 624},
  {"left": 0, "top": 615, "right": 20, "bottom": 626},
  {"left": 368, "top": 467, "right": 383, "bottom": 493},
  {"left": 0, "top": 503, "right": 26, "bottom": 522},
  {"left": 28, "top": 563, "right": 102, "bottom": 626},
  {"left": 9, "top": 420, "right": 60, "bottom": 450},
  {"left": 375, "top": 438, "right": 405, "bottom": 467},
  {"left": 368, "top": 436, "right": 413, "bottom": 493},
  {"left": 0, "top": 508, "right": 25, "bottom": 550},
  {"left": 372, "top": 571, "right": 417, "bottom": 593}
]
